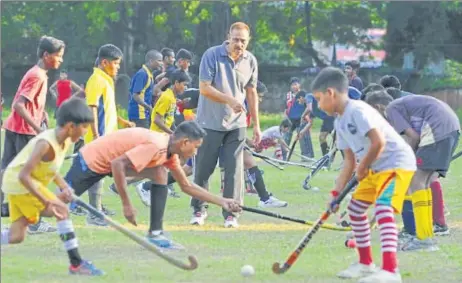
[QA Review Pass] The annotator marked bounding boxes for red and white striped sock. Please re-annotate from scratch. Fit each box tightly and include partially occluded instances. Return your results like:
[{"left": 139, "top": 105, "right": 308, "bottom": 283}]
[
  {"left": 375, "top": 204, "right": 398, "bottom": 273},
  {"left": 348, "top": 198, "right": 372, "bottom": 265}
]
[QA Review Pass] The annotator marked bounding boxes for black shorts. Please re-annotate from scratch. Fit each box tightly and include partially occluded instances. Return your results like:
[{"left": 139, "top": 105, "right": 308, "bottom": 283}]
[
  {"left": 129, "top": 118, "right": 150, "bottom": 129},
  {"left": 64, "top": 153, "right": 109, "bottom": 196},
  {"left": 416, "top": 130, "right": 460, "bottom": 177},
  {"left": 1, "top": 130, "right": 35, "bottom": 169},
  {"left": 321, "top": 116, "right": 335, "bottom": 133}
]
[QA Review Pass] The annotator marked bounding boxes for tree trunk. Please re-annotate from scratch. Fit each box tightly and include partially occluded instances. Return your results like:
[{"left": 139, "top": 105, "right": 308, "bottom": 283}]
[{"left": 304, "top": 1, "right": 327, "bottom": 67}]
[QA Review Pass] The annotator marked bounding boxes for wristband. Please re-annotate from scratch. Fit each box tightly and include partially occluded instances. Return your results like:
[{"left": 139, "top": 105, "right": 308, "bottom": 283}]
[{"left": 330, "top": 190, "right": 339, "bottom": 197}]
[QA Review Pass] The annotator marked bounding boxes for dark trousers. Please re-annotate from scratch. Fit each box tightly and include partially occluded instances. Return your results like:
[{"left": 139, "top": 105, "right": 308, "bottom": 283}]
[{"left": 191, "top": 127, "right": 246, "bottom": 219}]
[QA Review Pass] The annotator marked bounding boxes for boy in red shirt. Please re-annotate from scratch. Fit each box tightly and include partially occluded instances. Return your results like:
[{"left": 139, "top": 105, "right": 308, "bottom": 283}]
[
  {"left": 49, "top": 70, "right": 84, "bottom": 111},
  {"left": 1, "top": 36, "right": 65, "bottom": 234}
]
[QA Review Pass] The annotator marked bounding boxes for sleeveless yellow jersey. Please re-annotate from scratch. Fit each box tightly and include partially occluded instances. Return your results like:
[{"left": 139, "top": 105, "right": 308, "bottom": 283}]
[{"left": 2, "top": 129, "right": 71, "bottom": 195}]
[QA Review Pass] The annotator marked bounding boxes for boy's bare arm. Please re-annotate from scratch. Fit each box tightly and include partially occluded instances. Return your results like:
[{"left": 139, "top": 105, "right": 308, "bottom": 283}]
[
  {"left": 89, "top": 105, "right": 99, "bottom": 140},
  {"left": 18, "top": 140, "right": 54, "bottom": 205},
  {"left": 154, "top": 113, "right": 174, "bottom": 134},
  {"left": 70, "top": 81, "right": 85, "bottom": 96},
  {"left": 49, "top": 81, "right": 58, "bottom": 98},
  {"left": 357, "top": 128, "right": 386, "bottom": 180}
]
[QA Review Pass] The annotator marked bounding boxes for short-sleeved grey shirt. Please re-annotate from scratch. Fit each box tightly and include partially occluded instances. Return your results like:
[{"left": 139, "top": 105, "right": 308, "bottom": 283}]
[
  {"left": 335, "top": 100, "right": 416, "bottom": 172},
  {"left": 386, "top": 95, "right": 460, "bottom": 147},
  {"left": 196, "top": 42, "right": 258, "bottom": 131}
]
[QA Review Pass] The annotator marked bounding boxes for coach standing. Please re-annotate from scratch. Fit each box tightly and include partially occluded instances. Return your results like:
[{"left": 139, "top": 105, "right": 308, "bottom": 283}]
[{"left": 190, "top": 22, "right": 261, "bottom": 228}]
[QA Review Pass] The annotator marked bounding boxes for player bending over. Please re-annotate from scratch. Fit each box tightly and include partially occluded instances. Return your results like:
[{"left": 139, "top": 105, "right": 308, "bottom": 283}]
[
  {"left": 366, "top": 91, "right": 460, "bottom": 251},
  {"left": 64, "top": 121, "right": 241, "bottom": 247},
  {"left": 1, "top": 98, "right": 103, "bottom": 276},
  {"left": 312, "top": 67, "right": 416, "bottom": 283}
]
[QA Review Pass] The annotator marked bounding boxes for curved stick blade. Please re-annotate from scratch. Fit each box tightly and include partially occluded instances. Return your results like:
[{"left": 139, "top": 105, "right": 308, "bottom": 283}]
[
  {"left": 272, "top": 262, "right": 287, "bottom": 274},
  {"left": 186, "top": 255, "right": 199, "bottom": 270}
]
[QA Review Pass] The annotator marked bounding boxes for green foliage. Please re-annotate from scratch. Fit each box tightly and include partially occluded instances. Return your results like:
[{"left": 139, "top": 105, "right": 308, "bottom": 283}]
[{"left": 419, "top": 60, "right": 462, "bottom": 91}]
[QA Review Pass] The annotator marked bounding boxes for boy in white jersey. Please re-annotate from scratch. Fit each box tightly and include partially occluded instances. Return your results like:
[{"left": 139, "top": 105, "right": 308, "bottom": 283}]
[
  {"left": 0, "top": 98, "right": 103, "bottom": 276},
  {"left": 250, "top": 119, "right": 292, "bottom": 153},
  {"left": 311, "top": 67, "right": 416, "bottom": 283}
]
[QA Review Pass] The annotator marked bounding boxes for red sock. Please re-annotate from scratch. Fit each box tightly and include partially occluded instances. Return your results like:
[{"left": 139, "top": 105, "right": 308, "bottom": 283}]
[
  {"left": 375, "top": 205, "right": 398, "bottom": 273},
  {"left": 348, "top": 199, "right": 373, "bottom": 265},
  {"left": 430, "top": 180, "right": 446, "bottom": 226}
]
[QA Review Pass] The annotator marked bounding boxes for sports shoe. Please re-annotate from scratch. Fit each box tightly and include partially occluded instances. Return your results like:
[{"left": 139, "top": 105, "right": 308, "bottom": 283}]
[
  {"left": 27, "top": 219, "right": 57, "bottom": 234},
  {"left": 168, "top": 185, "right": 181, "bottom": 198},
  {"left": 358, "top": 269, "right": 402, "bottom": 283},
  {"left": 69, "top": 260, "right": 104, "bottom": 276},
  {"left": 258, "top": 196, "right": 288, "bottom": 208},
  {"left": 224, "top": 216, "right": 238, "bottom": 228},
  {"left": 86, "top": 214, "right": 108, "bottom": 227},
  {"left": 101, "top": 205, "right": 115, "bottom": 216},
  {"left": 136, "top": 182, "right": 151, "bottom": 207},
  {"left": 190, "top": 211, "right": 207, "bottom": 226},
  {"left": 337, "top": 262, "right": 377, "bottom": 279},
  {"left": 70, "top": 206, "right": 88, "bottom": 216},
  {"left": 397, "top": 230, "right": 414, "bottom": 249},
  {"left": 434, "top": 224, "right": 450, "bottom": 236},
  {"left": 400, "top": 237, "right": 439, "bottom": 252},
  {"left": 146, "top": 232, "right": 185, "bottom": 250}
]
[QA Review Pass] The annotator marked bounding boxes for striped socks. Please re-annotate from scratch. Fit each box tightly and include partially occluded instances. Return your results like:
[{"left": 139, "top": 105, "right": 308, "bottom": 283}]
[
  {"left": 348, "top": 199, "right": 373, "bottom": 265},
  {"left": 376, "top": 205, "right": 398, "bottom": 273},
  {"left": 411, "top": 189, "right": 434, "bottom": 240}
]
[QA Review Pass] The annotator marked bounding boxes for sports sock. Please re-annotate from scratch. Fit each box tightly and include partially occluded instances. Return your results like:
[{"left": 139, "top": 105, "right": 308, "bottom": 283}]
[
  {"left": 88, "top": 182, "right": 102, "bottom": 211},
  {"left": 401, "top": 196, "right": 416, "bottom": 235},
  {"left": 348, "top": 198, "right": 373, "bottom": 265},
  {"left": 411, "top": 189, "right": 434, "bottom": 240},
  {"left": 320, "top": 142, "right": 329, "bottom": 156},
  {"left": 57, "top": 219, "right": 82, "bottom": 267},
  {"left": 375, "top": 205, "right": 398, "bottom": 273},
  {"left": 248, "top": 166, "right": 270, "bottom": 201},
  {"left": 1, "top": 229, "right": 9, "bottom": 245},
  {"left": 430, "top": 180, "right": 446, "bottom": 226},
  {"left": 149, "top": 184, "right": 168, "bottom": 232}
]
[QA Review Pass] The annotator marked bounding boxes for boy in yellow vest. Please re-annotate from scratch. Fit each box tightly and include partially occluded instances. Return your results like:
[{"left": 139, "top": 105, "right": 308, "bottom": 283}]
[{"left": 0, "top": 98, "right": 103, "bottom": 276}]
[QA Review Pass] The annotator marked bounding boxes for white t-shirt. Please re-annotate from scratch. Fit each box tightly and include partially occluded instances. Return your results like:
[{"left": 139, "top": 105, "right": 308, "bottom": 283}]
[{"left": 262, "top": 126, "right": 282, "bottom": 142}]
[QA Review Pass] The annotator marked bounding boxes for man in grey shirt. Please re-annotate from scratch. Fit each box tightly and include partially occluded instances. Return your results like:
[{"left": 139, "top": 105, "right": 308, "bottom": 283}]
[{"left": 190, "top": 22, "right": 261, "bottom": 228}]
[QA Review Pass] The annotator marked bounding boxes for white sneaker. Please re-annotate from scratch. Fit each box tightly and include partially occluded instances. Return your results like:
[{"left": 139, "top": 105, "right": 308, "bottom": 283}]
[
  {"left": 258, "top": 196, "right": 288, "bottom": 208},
  {"left": 136, "top": 182, "right": 151, "bottom": 207},
  {"left": 358, "top": 269, "right": 402, "bottom": 283},
  {"left": 190, "top": 211, "right": 207, "bottom": 226},
  {"left": 224, "top": 216, "right": 239, "bottom": 228},
  {"left": 337, "top": 263, "right": 377, "bottom": 279}
]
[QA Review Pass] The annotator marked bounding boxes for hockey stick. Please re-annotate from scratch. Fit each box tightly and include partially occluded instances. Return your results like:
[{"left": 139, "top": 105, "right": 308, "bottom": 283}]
[
  {"left": 302, "top": 149, "right": 337, "bottom": 190},
  {"left": 65, "top": 153, "right": 77, "bottom": 160},
  {"left": 241, "top": 206, "right": 351, "bottom": 232},
  {"left": 244, "top": 146, "right": 284, "bottom": 170},
  {"left": 249, "top": 149, "right": 317, "bottom": 169},
  {"left": 451, "top": 150, "right": 462, "bottom": 161},
  {"left": 272, "top": 176, "right": 358, "bottom": 274},
  {"left": 287, "top": 140, "right": 298, "bottom": 161},
  {"left": 73, "top": 194, "right": 198, "bottom": 271}
]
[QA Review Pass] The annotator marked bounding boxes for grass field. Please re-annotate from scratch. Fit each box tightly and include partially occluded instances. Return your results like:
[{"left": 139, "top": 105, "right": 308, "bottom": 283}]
[{"left": 1, "top": 112, "right": 462, "bottom": 283}]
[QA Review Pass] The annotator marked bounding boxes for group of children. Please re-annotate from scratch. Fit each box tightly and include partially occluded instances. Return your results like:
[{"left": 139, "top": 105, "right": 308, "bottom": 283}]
[{"left": 1, "top": 35, "right": 460, "bottom": 282}]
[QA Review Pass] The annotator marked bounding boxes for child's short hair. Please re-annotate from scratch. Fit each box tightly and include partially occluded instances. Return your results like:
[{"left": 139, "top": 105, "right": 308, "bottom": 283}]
[
  {"left": 145, "top": 49, "right": 162, "bottom": 62},
  {"left": 56, "top": 97, "right": 94, "bottom": 127},
  {"left": 169, "top": 70, "right": 191, "bottom": 84},
  {"left": 37, "top": 36, "right": 65, "bottom": 58},
  {"left": 385, "top": 87, "right": 402, "bottom": 100},
  {"left": 361, "top": 83, "right": 385, "bottom": 101},
  {"left": 379, "top": 75, "right": 401, "bottom": 90},
  {"left": 161, "top": 48, "right": 175, "bottom": 59},
  {"left": 173, "top": 121, "right": 207, "bottom": 141},
  {"left": 280, "top": 119, "right": 292, "bottom": 129},
  {"left": 256, "top": 81, "right": 268, "bottom": 96},
  {"left": 365, "top": 90, "right": 394, "bottom": 107},
  {"left": 97, "top": 44, "right": 123, "bottom": 62},
  {"left": 311, "top": 67, "right": 349, "bottom": 94},
  {"left": 176, "top": 49, "right": 193, "bottom": 61},
  {"left": 345, "top": 60, "right": 360, "bottom": 71}
]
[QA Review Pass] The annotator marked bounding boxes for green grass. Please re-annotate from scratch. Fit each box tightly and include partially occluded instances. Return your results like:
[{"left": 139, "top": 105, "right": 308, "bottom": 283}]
[{"left": 1, "top": 114, "right": 462, "bottom": 283}]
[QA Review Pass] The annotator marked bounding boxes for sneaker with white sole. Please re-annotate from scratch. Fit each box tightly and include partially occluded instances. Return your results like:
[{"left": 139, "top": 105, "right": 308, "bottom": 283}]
[
  {"left": 136, "top": 182, "right": 151, "bottom": 207},
  {"left": 86, "top": 214, "right": 108, "bottom": 227},
  {"left": 400, "top": 237, "right": 439, "bottom": 252},
  {"left": 258, "top": 196, "right": 288, "bottom": 208},
  {"left": 224, "top": 216, "right": 238, "bottom": 228},
  {"left": 146, "top": 232, "right": 185, "bottom": 250},
  {"left": 434, "top": 224, "right": 450, "bottom": 236},
  {"left": 337, "top": 263, "right": 377, "bottom": 279},
  {"left": 190, "top": 211, "right": 207, "bottom": 226},
  {"left": 27, "top": 220, "right": 57, "bottom": 234},
  {"left": 358, "top": 269, "right": 402, "bottom": 283}
]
